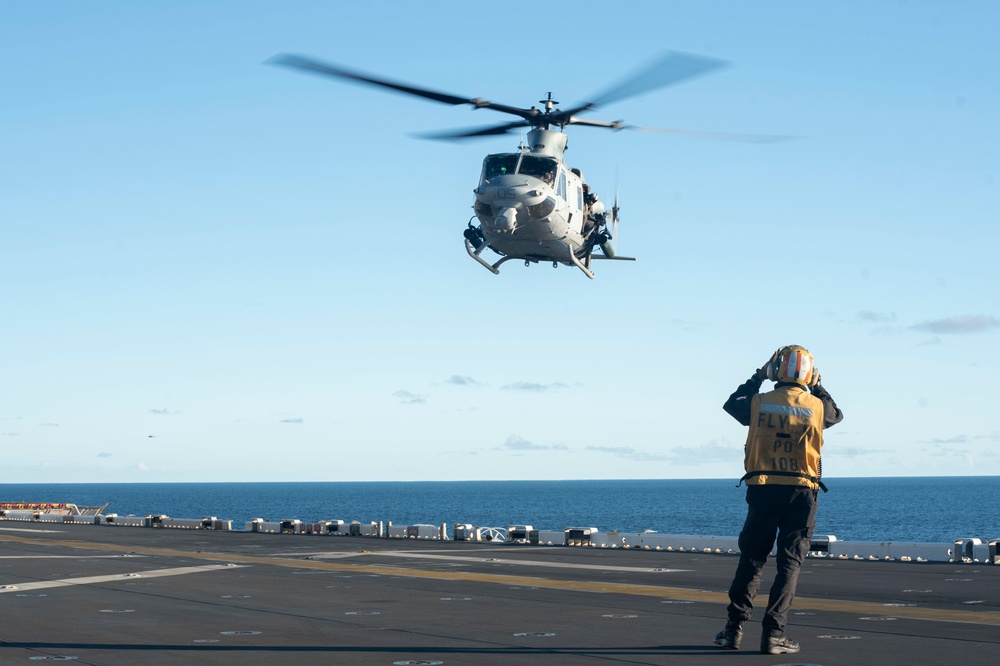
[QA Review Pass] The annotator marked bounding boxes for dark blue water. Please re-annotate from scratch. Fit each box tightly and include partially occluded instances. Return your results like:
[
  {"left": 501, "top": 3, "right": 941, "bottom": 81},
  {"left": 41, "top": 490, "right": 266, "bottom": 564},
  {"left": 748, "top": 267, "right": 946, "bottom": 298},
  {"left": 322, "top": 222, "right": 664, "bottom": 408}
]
[{"left": 1, "top": 477, "right": 996, "bottom": 543}]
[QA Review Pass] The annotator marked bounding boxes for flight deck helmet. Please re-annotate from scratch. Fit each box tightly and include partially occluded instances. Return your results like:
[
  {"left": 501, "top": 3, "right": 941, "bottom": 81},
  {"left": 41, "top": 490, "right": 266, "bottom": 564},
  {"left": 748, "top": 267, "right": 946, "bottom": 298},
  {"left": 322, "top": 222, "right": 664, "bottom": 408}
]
[{"left": 767, "top": 345, "right": 817, "bottom": 386}]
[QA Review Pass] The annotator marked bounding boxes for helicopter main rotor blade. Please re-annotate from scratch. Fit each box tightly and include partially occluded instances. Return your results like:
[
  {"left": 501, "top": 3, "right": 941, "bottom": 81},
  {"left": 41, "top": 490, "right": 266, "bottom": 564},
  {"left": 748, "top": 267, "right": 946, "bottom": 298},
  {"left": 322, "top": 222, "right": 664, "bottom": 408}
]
[
  {"left": 587, "top": 50, "right": 729, "bottom": 109},
  {"left": 567, "top": 116, "right": 793, "bottom": 143},
  {"left": 416, "top": 120, "right": 532, "bottom": 141},
  {"left": 267, "top": 54, "right": 537, "bottom": 119},
  {"left": 628, "top": 125, "right": 796, "bottom": 143}
]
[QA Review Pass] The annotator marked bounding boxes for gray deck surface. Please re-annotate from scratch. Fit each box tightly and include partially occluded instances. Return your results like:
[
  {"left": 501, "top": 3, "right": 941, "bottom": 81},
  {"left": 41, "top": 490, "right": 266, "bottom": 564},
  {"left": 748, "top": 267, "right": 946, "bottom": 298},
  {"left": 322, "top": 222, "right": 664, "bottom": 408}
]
[{"left": 1, "top": 524, "right": 997, "bottom": 665}]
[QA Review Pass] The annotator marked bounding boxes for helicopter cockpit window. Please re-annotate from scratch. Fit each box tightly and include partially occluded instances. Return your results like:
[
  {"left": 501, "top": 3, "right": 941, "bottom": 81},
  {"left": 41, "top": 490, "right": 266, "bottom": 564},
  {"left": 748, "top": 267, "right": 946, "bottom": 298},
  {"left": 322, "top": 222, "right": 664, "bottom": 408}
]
[
  {"left": 517, "top": 156, "right": 558, "bottom": 185},
  {"left": 482, "top": 154, "right": 520, "bottom": 181}
]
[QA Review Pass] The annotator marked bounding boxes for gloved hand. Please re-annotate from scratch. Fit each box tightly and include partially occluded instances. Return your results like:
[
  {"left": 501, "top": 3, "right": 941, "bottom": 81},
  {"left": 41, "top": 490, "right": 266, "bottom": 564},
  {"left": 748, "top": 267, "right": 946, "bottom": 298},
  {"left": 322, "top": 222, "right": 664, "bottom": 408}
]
[
  {"left": 755, "top": 348, "right": 781, "bottom": 381},
  {"left": 809, "top": 371, "right": 822, "bottom": 388}
]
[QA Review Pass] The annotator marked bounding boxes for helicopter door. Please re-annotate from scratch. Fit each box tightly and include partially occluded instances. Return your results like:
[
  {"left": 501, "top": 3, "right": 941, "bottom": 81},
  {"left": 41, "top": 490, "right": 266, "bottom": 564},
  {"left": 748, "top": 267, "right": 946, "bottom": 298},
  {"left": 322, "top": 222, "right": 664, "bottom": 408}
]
[{"left": 557, "top": 171, "right": 567, "bottom": 200}]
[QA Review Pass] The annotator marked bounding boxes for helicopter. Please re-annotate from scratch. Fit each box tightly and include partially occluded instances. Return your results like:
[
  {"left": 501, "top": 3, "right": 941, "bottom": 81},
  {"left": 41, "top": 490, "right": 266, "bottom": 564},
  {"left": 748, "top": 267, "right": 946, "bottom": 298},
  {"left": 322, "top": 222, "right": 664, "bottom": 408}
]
[{"left": 267, "top": 51, "right": 770, "bottom": 279}]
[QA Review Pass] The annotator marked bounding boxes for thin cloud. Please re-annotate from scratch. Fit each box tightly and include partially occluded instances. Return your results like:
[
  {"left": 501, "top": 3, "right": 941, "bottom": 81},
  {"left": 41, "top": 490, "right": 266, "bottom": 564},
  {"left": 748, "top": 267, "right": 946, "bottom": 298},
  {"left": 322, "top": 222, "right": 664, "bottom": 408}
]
[
  {"left": 446, "top": 375, "right": 481, "bottom": 386},
  {"left": 280, "top": 417, "right": 304, "bottom": 424},
  {"left": 666, "top": 439, "right": 742, "bottom": 465},
  {"left": 928, "top": 435, "right": 967, "bottom": 444},
  {"left": 586, "top": 445, "right": 669, "bottom": 462},
  {"left": 97, "top": 452, "right": 113, "bottom": 458},
  {"left": 149, "top": 408, "right": 173, "bottom": 415},
  {"left": 501, "top": 381, "right": 569, "bottom": 392},
  {"left": 928, "top": 447, "right": 969, "bottom": 458},
  {"left": 910, "top": 315, "right": 999, "bottom": 335},
  {"left": 836, "top": 445, "right": 895, "bottom": 457},
  {"left": 394, "top": 390, "right": 426, "bottom": 405},
  {"left": 857, "top": 310, "right": 896, "bottom": 323},
  {"left": 497, "top": 434, "right": 569, "bottom": 452}
]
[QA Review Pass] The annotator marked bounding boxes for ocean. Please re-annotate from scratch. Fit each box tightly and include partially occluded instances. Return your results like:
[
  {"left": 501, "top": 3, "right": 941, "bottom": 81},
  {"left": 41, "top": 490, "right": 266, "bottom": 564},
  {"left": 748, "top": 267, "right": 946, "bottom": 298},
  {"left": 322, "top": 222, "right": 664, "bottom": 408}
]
[{"left": 1, "top": 477, "right": 997, "bottom": 544}]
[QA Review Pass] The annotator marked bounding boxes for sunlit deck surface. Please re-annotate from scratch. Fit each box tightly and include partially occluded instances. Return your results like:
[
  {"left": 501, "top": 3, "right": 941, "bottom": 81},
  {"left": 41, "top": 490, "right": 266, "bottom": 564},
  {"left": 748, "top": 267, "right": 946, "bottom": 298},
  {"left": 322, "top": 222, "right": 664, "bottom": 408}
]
[{"left": 1, "top": 524, "right": 997, "bottom": 665}]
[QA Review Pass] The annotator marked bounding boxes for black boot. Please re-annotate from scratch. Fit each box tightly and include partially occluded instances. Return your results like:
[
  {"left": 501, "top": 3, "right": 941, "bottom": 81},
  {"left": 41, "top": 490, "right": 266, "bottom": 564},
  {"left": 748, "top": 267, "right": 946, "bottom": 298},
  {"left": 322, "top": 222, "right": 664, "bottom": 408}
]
[
  {"left": 761, "top": 634, "right": 800, "bottom": 655},
  {"left": 713, "top": 620, "right": 743, "bottom": 649}
]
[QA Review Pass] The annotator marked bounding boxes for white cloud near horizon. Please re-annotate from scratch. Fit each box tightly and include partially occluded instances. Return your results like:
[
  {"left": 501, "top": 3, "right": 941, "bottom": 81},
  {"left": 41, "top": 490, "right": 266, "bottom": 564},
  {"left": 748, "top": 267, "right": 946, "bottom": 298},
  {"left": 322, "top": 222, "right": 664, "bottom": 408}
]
[
  {"left": 586, "top": 445, "right": 670, "bottom": 462},
  {"left": 446, "top": 375, "right": 481, "bottom": 386},
  {"left": 665, "top": 439, "right": 742, "bottom": 465},
  {"left": 501, "top": 381, "right": 569, "bottom": 392},
  {"left": 394, "top": 390, "right": 426, "bottom": 405},
  {"left": 911, "top": 315, "right": 999, "bottom": 335},
  {"left": 497, "top": 434, "right": 570, "bottom": 452}
]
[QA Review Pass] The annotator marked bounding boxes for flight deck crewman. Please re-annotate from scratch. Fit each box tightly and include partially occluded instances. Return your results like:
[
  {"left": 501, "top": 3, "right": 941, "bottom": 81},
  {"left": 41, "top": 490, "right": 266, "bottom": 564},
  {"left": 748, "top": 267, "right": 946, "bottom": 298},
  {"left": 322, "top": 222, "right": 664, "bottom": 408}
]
[{"left": 713, "top": 345, "right": 843, "bottom": 655}]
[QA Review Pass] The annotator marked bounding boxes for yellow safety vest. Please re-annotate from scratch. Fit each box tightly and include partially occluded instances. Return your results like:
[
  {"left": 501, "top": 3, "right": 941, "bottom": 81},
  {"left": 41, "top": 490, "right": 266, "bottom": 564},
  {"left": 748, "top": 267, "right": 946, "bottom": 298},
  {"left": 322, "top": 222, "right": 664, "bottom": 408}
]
[{"left": 742, "top": 385, "right": 825, "bottom": 490}]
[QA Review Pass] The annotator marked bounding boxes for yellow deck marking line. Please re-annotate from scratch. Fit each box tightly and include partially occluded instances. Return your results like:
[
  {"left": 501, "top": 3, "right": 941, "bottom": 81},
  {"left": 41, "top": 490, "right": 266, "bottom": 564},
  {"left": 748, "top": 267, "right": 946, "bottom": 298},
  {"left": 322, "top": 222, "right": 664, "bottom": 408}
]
[
  {"left": 1, "top": 534, "right": 996, "bottom": 626},
  {"left": 0, "top": 564, "right": 243, "bottom": 593},
  {"left": 307, "top": 549, "right": 692, "bottom": 573}
]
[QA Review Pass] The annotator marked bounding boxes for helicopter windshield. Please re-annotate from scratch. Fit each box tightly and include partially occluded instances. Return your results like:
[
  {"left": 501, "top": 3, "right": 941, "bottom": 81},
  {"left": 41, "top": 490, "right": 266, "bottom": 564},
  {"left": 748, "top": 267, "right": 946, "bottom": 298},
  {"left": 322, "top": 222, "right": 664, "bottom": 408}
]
[
  {"left": 481, "top": 154, "right": 558, "bottom": 185},
  {"left": 482, "top": 154, "right": 520, "bottom": 180},
  {"left": 517, "top": 156, "right": 558, "bottom": 185}
]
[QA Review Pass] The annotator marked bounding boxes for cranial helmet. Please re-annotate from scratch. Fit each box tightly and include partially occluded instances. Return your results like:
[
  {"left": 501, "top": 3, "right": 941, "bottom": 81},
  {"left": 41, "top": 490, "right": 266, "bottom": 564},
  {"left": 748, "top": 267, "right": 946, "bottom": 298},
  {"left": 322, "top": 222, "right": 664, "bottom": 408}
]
[{"left": 767, "top": 345, "right": 817, "bottom": 386}]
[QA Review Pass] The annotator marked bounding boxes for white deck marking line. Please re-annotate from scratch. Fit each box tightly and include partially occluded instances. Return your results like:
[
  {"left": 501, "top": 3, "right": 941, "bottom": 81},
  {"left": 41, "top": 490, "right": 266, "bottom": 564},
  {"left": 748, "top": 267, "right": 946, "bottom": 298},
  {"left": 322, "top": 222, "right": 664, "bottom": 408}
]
[
  {"left": 0, "top": 527, "right": 63, "bottom": 533},
  {"left": 307, "top": 550, "right": 692, "bottom": 573},
  {"left": 0, "top": 555, "right": 147, "bottom": 559},
  {"left": 0, "top": 564, "right": 244, "bottom": 593}
]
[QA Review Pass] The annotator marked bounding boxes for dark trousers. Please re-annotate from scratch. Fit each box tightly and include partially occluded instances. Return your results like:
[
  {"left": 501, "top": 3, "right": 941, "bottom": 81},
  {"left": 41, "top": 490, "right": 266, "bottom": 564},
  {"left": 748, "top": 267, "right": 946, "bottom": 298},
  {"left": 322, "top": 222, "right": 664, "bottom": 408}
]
[{"left": 726, "top": 484, "right": 818, "bottom": 635}]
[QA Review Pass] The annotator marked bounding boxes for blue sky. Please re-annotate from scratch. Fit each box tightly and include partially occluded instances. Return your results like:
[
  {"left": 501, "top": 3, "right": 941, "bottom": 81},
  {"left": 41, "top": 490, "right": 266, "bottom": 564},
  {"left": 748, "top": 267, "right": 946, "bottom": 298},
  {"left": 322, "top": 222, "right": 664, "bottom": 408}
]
[{"left": 2, "top": 1, "right": 997, "bottom": 483}]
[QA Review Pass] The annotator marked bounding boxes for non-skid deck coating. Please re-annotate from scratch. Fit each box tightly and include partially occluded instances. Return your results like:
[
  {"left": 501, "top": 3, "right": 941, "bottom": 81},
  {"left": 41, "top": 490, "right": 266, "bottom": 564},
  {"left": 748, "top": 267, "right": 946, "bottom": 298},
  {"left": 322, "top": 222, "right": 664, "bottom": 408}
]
[{"left": 0, "top": 525, "right": 996, "bottom": 665}]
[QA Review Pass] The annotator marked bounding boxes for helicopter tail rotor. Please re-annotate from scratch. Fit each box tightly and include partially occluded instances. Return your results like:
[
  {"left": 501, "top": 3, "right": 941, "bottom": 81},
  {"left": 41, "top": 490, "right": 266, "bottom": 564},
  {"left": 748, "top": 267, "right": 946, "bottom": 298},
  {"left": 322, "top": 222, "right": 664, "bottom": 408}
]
[
  {"left": 595, "top": 187, "right": 634, "bottom": 263},
  {"left": 599, "top": 188, "right": 619, "bottom": 259}
]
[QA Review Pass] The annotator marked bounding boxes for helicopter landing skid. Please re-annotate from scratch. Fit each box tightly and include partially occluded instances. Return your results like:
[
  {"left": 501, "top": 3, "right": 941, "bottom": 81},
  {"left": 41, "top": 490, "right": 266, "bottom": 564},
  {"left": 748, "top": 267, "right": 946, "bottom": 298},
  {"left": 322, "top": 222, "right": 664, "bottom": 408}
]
[
  {"left": 465, "top": 239, "right": 596, "bottom": 279},
  {"left": 464, "top": 238, "right": 501, "bottom": 275},
  {"left": 566, "top": 244, "right": 596, "bottom": 279}
]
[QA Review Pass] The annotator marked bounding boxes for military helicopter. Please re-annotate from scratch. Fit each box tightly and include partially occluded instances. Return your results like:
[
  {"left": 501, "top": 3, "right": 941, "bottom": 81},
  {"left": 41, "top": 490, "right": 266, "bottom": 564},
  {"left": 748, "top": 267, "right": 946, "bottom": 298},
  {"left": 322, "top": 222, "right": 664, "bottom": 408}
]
[{"left": 268, "top": 51, "right": 770, "bottom": 279}]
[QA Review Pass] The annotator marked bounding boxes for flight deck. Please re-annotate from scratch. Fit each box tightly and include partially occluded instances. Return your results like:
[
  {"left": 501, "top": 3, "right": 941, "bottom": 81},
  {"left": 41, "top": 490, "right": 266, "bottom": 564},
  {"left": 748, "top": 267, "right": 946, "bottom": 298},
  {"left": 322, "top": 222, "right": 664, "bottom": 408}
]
[{"left": 0, "top": 522, "right": 997, "bottom": 665}]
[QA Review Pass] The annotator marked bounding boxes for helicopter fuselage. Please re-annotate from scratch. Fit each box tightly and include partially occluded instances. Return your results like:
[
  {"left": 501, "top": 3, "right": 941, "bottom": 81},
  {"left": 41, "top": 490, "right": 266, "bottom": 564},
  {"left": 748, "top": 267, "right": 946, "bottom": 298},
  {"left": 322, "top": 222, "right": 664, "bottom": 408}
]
[{"left": 465, "top": 130, "right": 607, "bottom": 278}]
